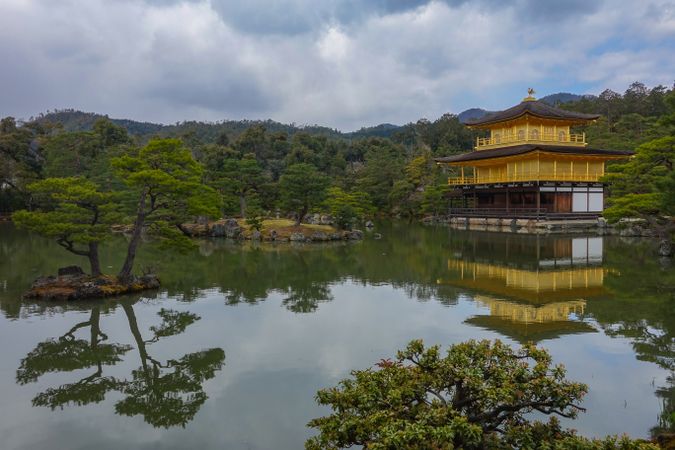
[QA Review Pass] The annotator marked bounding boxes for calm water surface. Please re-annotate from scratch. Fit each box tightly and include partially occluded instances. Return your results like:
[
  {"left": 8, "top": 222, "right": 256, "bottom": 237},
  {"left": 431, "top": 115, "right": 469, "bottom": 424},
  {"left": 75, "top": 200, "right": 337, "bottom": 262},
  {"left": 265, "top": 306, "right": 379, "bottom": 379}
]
[{"left": 0, "top": 222, "right": 673, "bottom": 449}]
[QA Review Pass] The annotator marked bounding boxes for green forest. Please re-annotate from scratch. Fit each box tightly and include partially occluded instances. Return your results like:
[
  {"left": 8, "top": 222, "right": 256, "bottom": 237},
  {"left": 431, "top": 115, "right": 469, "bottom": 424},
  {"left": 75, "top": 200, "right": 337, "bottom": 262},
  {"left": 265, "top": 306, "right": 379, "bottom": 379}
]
[{"left": 1, "top": 81, "right": 674, "bottom": 226}]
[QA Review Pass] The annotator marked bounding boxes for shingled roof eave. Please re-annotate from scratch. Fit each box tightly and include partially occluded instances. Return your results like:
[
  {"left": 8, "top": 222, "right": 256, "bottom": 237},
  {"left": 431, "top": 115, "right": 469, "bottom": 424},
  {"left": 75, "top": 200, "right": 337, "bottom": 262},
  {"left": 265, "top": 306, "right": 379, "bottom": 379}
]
[
  {"left": 434, "top": 144, "right": 634, "bottom": 165},
  {"left": 462, "top": 100, "right": 600, "bottom": 127}
]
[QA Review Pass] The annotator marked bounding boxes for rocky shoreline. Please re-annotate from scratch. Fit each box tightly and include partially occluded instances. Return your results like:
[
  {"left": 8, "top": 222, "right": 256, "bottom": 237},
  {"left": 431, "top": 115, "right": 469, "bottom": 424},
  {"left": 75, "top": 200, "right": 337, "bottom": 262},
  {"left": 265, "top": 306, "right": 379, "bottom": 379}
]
[
  {"left": 176, "top": 218, "right": 365, "bottom": 243},
  {"left": 24, "top": 266, "right": 160, "bottom": 301}
]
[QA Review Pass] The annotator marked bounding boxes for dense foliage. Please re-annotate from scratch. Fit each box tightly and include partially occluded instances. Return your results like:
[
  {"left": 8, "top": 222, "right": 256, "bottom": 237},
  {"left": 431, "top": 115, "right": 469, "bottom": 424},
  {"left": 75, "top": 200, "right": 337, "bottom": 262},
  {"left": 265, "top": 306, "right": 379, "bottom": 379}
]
[
  {"left": 598, "top": 94, "right": 675, "bottom": 224},
  {"left": 9, "top": 124, "right": 220, "bottom": 278},
  {"left": 12, "top": 177, "right": 120, "bottom": 275},
  {"left": 279, "top": 163, "right": 330, "bottom": 225},
  {"left": 2, "top": 81, "right": 674, "bottom": 243},
  {"left": 306, "top": 339, "right": 659, "bottom": 450},
  {"left": 111, "top": 138, "right": 220, "bottom": 279},
  {"left": 1, "top": 104, "right": 480, "bottom": 220}
]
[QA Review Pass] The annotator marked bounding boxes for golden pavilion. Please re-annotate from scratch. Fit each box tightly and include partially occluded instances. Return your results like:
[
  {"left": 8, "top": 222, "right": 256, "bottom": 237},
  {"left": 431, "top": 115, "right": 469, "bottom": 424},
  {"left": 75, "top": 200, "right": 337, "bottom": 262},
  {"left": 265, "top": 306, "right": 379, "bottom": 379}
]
[{"left": 435, "top": 90, "right": 633, "bottom": 219}]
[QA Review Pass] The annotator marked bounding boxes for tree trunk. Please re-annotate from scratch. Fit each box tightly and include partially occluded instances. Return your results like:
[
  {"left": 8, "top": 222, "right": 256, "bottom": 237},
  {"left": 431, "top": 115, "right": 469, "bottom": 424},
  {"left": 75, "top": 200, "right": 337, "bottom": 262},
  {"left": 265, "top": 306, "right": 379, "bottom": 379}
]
[
  {"left": 118, "top": 191, "right": 147, "bottom": 281},
  {"left": 296, "top": 205, "right": 307, "bottom": 227},
  {"left": 88, "top": 242, "right": 102, "bottom": 277},
  {"left": 122, "top": 303, "right": 149, "bottom": 372},
  {"left": 89, "top": 307, "right": 101, "bottom": 349},
  {"left": 176, "top": 223, "right": 192, "bottom": 237},
  {"left": 239, "top": 194, "right": 247, "bottom": 218}
]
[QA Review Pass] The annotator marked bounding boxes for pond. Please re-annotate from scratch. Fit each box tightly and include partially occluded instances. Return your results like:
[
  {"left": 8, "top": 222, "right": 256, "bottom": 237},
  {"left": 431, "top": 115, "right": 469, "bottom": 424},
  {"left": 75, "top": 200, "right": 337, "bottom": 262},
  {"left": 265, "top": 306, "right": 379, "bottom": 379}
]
[{"left": 0, "top": 222, "right": 673, "bottom": 449}]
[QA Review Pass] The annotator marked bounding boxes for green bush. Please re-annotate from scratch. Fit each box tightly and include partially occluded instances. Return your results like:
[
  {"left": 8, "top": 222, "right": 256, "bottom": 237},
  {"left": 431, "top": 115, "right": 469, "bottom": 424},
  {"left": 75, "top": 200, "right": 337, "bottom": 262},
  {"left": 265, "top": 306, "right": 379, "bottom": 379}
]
[{"left": 306, "top": 339, "right": 659, "bottom": 450}]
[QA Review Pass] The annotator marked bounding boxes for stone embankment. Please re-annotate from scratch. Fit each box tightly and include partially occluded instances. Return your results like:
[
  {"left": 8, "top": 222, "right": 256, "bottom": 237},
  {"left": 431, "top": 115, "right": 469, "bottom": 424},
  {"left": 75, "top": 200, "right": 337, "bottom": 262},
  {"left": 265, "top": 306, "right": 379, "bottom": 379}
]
[
  {"left": 24, "top": 266, "right": 160, "bottom": 301},
  {"left": 424, "top": 216, "right": 664, "bottom": 237}
]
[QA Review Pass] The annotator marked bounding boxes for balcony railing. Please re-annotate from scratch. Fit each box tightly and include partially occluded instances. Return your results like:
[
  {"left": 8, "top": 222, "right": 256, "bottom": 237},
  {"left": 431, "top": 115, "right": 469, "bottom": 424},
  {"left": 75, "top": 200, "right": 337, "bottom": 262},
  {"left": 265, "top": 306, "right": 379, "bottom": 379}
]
[
  {"left": 448, "top": 173, "right": 602, "bottom": 185},
  {"left": 476, "top": 132, "right": 586, "bottom": 149},
  {"left": 447, "top": 207, "right": 602, "bottom": 219}
]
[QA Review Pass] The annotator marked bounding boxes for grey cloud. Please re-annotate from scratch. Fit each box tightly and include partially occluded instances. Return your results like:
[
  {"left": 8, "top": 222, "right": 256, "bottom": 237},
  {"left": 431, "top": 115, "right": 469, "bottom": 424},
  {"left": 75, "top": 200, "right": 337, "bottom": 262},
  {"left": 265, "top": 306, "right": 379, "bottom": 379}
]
[
  {"left": 147, "top": 72, "right": 278, "bottom": 114},
  {"left": 445, "top": 0, "right": 604, "bottom": 21},
  {"left": 210, "top": 0, "right": 318, "bottom": 35},
  {"left": 0, "top": 0, "right": 674, "bottom": 130},
  {"left": 515, "top": 0, "right": 605, "bottom": 21},
  {"left": 209, "top": 0, "right": 434, "bottom": 36}
]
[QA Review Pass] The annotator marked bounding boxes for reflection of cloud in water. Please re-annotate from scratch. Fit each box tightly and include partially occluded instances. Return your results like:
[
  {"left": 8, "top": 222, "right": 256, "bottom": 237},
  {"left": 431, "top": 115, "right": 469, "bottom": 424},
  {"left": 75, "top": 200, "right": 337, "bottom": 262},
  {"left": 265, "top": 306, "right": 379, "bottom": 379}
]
[{"left": 0, "top": 280, "right": 668, "bottom": 448}]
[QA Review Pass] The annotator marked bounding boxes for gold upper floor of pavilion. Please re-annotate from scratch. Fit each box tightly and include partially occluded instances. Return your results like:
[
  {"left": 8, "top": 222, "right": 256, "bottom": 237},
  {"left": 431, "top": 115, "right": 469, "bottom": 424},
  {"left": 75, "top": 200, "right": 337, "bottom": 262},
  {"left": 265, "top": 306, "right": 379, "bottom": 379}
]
[
  {"left": 465, "top": 93, "right": 598, "bottom": 151},
  {"left": 475, "top": 129, "right": 586, "bottom": 150},
  {"left": 435, "top": 91, "right": 633, "bottom": 185}
]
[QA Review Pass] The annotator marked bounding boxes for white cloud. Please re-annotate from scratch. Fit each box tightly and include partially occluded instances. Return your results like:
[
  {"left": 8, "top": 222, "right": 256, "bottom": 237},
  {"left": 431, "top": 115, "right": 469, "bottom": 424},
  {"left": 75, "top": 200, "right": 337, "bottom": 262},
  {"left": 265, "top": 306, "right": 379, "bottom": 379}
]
[{"left": 317, "top": 26, "right": 350, "bottom": 62}]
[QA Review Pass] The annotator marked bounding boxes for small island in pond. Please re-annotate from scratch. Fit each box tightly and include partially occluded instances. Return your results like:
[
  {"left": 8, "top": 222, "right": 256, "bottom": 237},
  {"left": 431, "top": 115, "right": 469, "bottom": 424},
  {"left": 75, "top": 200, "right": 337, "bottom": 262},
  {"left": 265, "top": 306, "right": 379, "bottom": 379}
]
[
  {"left": 23, "top": 266, "right": 160, "bottom": 302},
  {"left": 178, "top": 218, "right": 364, "bottom": 242}
]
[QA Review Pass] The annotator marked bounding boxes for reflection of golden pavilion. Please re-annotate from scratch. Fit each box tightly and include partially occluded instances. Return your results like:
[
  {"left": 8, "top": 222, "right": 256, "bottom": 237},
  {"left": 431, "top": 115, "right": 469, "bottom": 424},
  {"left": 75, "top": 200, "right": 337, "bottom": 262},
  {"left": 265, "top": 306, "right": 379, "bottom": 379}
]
[
  {"left": 439, "top": 235, "right": 605, "bottom": 343},
  {"left": 447, "top": 259, "right": 606, "bottom": 303},
  {"left": 474, "top": 295, "right": 586, "bottom": 324}
]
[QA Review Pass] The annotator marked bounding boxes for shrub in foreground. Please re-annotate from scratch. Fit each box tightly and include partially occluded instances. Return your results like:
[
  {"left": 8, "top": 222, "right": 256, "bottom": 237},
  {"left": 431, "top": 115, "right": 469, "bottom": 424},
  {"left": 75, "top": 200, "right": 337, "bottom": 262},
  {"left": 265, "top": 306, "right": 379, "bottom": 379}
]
[{"left": 306, "top": 339, "right": 658, "bottom": 449}]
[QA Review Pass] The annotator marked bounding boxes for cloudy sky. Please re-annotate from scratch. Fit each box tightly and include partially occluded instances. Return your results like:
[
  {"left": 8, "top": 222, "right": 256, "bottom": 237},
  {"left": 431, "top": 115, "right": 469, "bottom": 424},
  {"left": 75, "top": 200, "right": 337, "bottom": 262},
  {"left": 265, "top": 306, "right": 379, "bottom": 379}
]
[{"left": 2, "top": 0, "right": 674, "bottom": 130}]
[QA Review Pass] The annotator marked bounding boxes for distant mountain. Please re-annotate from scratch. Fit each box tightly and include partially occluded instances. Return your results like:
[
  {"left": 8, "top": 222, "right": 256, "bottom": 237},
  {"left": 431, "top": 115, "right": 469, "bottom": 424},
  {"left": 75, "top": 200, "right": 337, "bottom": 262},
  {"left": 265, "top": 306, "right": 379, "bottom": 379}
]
[
  {"left": 32, "top": 110, "right": 165, "bottom": 135},
  {"left": 458, "top": 108, "right": 493, "bottom": 123},
  {"left": 32, "top": 92, "right": 589, "bottom": 142},
  {"left": 345, "top": 123, "right": 402, "bottom": 139},
  {"left": 538, "top": 92, "right": 585, "bottom": 105},
  {"left": 31, "top": 110, "right": 407, "bottom": 142},
  {"left": 457, "top": 92, "right": 587, "bottom": 123}
]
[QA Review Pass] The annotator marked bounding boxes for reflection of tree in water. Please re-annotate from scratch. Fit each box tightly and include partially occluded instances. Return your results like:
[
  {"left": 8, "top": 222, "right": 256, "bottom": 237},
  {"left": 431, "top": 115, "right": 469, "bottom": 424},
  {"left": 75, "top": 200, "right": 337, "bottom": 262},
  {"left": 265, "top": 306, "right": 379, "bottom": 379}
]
[
  {"left": 587, "top": 238, "right": 675, "bottom": 437},
  {"left": 162, "top": 231, "right": 461, "bottom": 311},
  {"left": 281, "top": 282, "right": 333, "bottom": 313},
  {"left": 16, "top": 306, "right": 129, "bottom": 408},
  {"left": 16, "top": 302, "right": 225, "bottom": 428},
  {"left": 215, "top": 247, "right": 338, "bottom": 313},
  {"left": 3, "top": 222, "right": 461, "bottom": 317},
  {"left": 604, "top": 321, "right": 674, "bottom": 371},
  {"left": 652, "top": 376, "right": 675, "bottom": 438}
]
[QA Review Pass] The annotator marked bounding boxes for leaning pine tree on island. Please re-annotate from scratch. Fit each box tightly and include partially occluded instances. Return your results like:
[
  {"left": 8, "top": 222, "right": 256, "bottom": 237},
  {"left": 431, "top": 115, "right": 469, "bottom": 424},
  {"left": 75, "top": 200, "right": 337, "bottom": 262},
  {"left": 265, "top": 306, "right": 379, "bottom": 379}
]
[
  {"left": 111, "top": 138, "right": 220, "bottom": 281},
  {"left": 13, "top": 177, "right": 121, "bottom": 276},
  {"left": 13, "top": 138, "right": 219, "bottom": 299}
]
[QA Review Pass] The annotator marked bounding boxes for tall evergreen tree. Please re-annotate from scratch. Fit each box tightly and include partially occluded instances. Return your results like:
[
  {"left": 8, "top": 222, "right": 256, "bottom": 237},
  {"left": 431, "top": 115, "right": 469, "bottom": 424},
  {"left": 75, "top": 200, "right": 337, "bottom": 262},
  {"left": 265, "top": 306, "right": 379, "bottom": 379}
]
[
  {"left": 279, "top": 163, "right": 329, "bottom": 226},
  {"left": 112, "top": 139, "right": 220, "bottom": 280}
]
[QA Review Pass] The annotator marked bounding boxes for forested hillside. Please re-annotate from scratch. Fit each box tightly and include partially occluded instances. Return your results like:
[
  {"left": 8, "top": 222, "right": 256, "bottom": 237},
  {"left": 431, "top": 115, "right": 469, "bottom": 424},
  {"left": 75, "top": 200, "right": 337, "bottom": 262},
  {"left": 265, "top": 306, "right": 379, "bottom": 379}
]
[
  {"left": 31, "top": 92, "right": 585, "bottom": 141},
  {"left": 30, "top": 110, "right": 402, "bottom": 143},
  {"left": 2, "top": 82, "right": 673, "bottom": 226}
]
